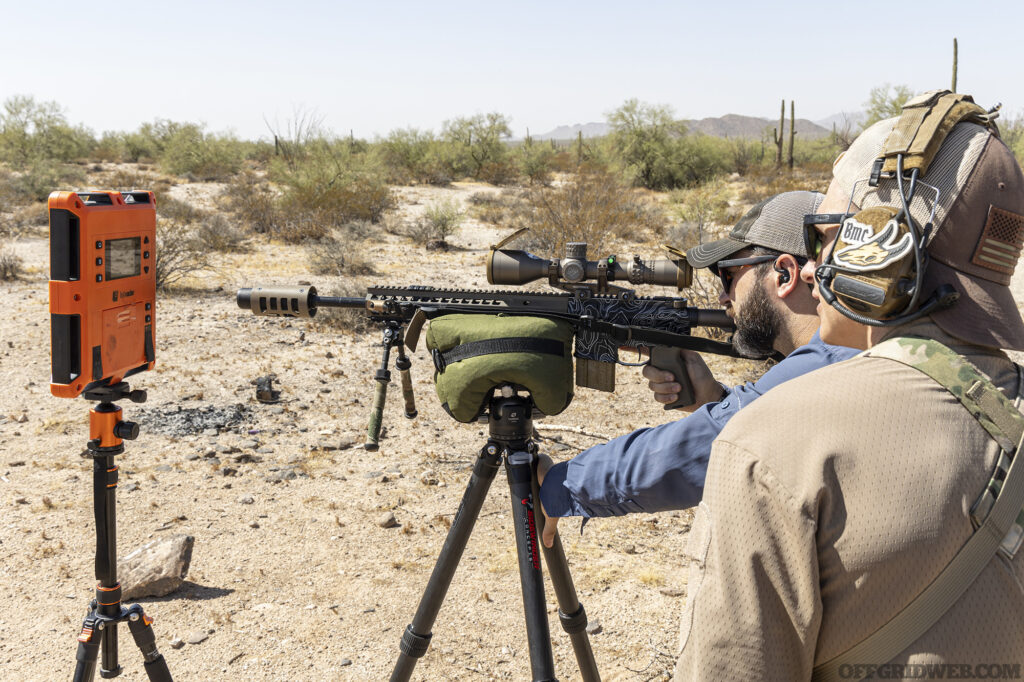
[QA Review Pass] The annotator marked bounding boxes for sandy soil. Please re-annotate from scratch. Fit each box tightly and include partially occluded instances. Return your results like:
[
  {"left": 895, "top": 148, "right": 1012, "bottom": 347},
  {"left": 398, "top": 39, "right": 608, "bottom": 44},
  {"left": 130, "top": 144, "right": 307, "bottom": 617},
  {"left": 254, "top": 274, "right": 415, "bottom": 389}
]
[{"left": 3, "top": 174, "right": 1024, "bottom": 682}]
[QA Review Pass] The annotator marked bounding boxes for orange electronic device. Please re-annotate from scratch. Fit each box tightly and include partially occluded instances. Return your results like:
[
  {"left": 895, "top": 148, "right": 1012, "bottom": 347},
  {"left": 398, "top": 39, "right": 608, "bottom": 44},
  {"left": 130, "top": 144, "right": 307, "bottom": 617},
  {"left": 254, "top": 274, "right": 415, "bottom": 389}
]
[{"left": 49, "top": 190, "right": 156, "bottom": 398}]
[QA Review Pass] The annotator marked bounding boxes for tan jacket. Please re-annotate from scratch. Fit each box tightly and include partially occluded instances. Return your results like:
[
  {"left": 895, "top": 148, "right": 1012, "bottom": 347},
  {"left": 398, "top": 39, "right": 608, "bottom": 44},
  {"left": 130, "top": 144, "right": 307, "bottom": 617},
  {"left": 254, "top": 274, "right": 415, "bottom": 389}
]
[{"left": 676, "top": 322, "right": 1024, "bottom": 680}]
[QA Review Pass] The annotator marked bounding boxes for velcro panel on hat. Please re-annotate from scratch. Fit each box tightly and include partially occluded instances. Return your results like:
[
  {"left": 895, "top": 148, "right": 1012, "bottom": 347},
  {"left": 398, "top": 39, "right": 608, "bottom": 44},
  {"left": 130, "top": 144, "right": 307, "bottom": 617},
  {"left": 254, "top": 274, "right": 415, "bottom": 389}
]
[{"left": 970, "top": 206, "right": 1024, "bottom": 276}]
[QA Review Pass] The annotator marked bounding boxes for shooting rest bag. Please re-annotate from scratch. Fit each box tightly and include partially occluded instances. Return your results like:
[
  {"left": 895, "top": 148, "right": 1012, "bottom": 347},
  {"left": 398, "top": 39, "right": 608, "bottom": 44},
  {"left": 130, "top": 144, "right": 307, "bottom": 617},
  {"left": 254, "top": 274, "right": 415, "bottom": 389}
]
[{"left": 425, "top": 314, "right": 574, "bottom": 422}]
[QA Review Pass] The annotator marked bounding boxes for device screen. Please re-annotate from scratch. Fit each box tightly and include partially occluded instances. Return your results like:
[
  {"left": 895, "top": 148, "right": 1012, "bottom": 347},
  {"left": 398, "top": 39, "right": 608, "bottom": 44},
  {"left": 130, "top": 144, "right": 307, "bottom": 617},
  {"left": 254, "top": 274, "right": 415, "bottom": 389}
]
[{"left": 105, "top": 237, "right": 141, "bottom": 281}]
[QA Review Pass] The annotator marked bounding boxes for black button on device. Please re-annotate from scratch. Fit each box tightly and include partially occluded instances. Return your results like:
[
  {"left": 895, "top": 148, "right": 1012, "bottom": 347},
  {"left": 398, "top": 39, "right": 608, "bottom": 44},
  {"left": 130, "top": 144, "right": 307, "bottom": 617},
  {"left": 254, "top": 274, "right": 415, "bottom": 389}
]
[
  {"left": 144, "top": 236, "right": 149, "bottom": 244},
  {"left": 144, "top": 266, "right": 149, "bottom": 273},
  {"left": 95, "top": 258, "right": 102, "bottom": 266},
  {"left": 145, "top": 303, "right": 151, "bottom": 311},
  {"left": 145, "top": 315, "right": 151, "bottom": 323},
  {"left": 143, "top": 251, "right": 150, "bottom": 259},
  {"left": 95, "top": 241, "right": 103, "bottom": 249},
  {"left": 96, "top": 275, "right": 103, "bottom": 282}
]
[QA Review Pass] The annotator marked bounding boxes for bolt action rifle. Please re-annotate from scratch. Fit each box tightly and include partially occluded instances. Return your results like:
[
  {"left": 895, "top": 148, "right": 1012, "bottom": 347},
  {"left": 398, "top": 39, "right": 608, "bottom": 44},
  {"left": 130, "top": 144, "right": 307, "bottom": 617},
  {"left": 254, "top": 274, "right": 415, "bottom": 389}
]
[{"left": 237, "top": 230, "right": 737, "bottom": 449}]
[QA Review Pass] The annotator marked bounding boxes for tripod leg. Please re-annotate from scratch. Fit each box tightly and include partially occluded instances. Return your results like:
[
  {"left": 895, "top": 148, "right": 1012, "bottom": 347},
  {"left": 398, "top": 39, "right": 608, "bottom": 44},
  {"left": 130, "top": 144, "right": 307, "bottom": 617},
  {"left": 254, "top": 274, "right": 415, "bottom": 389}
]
[
  {"left": 73, "top": 612, "right": 100, "bottom": 682},
  {"left": 126, "top": 605, "right": 173, "bottom": 682},
  {"left": 539, "top": 533, "right": 600, "bottom": 681},
  {"left": 506, "top": 450, "right": 557, "bottom": 682},
  {"left": 389, "top": 445, "right": 503, "bottom": 682}
]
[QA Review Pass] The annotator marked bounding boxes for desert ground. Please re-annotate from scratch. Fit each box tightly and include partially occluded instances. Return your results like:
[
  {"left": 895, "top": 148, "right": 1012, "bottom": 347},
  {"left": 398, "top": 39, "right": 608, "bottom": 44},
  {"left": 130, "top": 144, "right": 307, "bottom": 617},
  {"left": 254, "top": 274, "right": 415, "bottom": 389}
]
[{"left": 2, "top": 172, "right": 1023, "bottom": 681}]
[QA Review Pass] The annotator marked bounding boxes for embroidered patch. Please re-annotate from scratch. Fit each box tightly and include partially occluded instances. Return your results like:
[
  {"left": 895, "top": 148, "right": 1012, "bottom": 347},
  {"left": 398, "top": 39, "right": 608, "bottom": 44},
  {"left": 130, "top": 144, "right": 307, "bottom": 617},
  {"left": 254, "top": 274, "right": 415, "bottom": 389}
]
[
  {"left": 970, "top": 205, "right": 1024, "bottom": 276},
  {"left": 833, "top": 217, "right": 913, "bottom": 272}
]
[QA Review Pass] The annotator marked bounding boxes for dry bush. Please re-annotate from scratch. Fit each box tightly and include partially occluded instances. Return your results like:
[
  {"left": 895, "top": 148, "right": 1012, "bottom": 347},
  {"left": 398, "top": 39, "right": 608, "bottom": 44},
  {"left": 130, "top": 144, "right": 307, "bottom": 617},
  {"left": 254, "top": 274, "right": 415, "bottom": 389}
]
[
  {"left": 466, "top": 191, "right": 516, "bottom": 225},
  {"left": 0, "top": 241, "right": 24, "bottom": 280},
  {"left": 101, "top": 167, "right": 174, "bottom": 194},
  {"left": 155, "top": 197, "right": 214, "bottom": 289},
  {"left": 407, "top": 198, "right": 464, "bottom": 247},
  {"left": 194, "top": 213, "right": 249, "bottom": 253},
  {"left": 666, "top": 178, "right": 737, "bottom": 250},
  {"left": 740, "top": 164, "right": 832, "bottom": 202},
  {"left": 220, "top": 171, "right": 280, "bottom": 235},
  {"left": 510, "top": 165, "right": 668, "bottom": 256},
  {"left": 304, "top": 221, "right": 377, "bottom": 276},
  {"left": 1, "top": 201, "right": 49, "bottom": 238}
]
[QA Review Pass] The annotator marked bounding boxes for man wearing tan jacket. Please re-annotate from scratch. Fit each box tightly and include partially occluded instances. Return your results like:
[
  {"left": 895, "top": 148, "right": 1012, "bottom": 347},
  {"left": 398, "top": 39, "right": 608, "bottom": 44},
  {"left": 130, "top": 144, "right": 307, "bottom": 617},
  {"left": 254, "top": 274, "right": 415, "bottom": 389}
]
[{"left": 676, "top": 94, "right": 1024, "bottom": 680}]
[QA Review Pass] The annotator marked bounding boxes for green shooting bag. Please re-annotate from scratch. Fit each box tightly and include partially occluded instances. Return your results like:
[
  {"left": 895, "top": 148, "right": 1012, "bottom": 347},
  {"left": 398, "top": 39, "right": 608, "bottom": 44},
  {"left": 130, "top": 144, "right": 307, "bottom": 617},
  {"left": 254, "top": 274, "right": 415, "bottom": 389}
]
[{"left": 425, "top": 314, "right": 574, "bottom": 422}]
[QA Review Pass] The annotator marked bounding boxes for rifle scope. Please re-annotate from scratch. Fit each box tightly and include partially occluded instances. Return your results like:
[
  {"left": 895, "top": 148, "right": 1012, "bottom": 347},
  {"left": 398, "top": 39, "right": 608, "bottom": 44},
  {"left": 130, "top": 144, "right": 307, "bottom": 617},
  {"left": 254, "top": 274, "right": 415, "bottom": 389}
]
[{"left": 487, "top": 242, "right": 693, "bottom": 291}]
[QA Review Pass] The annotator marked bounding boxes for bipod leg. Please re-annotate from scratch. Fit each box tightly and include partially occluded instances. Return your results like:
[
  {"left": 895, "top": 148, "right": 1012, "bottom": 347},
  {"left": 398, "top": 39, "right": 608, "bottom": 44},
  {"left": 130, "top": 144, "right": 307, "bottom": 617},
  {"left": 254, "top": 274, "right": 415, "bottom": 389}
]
[
  {"left": 506, "top": 448, "right": 557, "bottom": 681},
  {"left": 389, "top": 443, "right": 503, "bottom": 682},
  {"left": 534, "top": 475, "right": 600, "bottom": 682}
]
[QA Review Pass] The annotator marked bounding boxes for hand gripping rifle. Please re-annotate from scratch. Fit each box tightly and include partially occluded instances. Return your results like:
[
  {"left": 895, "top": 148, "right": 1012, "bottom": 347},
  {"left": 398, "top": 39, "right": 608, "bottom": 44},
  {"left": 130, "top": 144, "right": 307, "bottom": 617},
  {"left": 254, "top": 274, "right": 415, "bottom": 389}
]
[{"left": 237, "top": 231, "right": 736, "bottom": 450}]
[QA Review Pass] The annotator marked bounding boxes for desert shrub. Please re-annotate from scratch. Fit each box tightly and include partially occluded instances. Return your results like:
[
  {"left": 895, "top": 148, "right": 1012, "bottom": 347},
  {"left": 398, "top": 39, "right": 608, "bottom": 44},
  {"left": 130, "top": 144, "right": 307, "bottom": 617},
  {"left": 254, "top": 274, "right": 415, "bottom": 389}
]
[
  {"left": 377, "top": 128, "right": 452, "bottom": 185},
  {"left": 518, "top": 139, "right": 554, "bottom": 186},
  {"left": 194, "top": 213, "right": 249, "bottom": 253},
  {"left": 740, "top": 164, "right": 832, "bottom": 202},
  {"left": 10, "top": 160, "right": 86, "bottom": 202},
  {"left": 466, "top": 191, "right": 513, "bottom": 225},
  {"left": 667, "top": 178, "right": 735, "bottom": 248},
  {"left": 1, "top": 201, "right": 49, "bottom": 237},
  {"left": 0, "top": 241, "right": 23, "bottom": 280},
  {"left": 159, "top": 124, "right": 245, "bottom": 181},
  {"left": 304, "top": 221, "right": 377, "bottom": 276},
  {"left": 509, "top": 165, "right": 667, "bottom": 256},
  {"left": 440, "top": 113, "right": 512, "bottom": 179},
  {"left": 477, "top": 159, "right": 519, "bottom": 186},
  {"left": 408, "top": 198, "right": 464, "bottom": 247},
  {"left": 154, "top": 197, "right": 215, "bottom": 289},
  {"left": 1003, "top": 114, "right": 1024, "bottom": 163},
  {"left": 101, "top": 167, "right": 174, "bottom": 194},
  {"left": 270, "top": 138, "right": 395, "bottom": 234},
  {"left": 0, "top": 95, "right": 95, "bottom": 166},
  {"left": 220, "top": 172, "right": 281, "bottom": 235}
]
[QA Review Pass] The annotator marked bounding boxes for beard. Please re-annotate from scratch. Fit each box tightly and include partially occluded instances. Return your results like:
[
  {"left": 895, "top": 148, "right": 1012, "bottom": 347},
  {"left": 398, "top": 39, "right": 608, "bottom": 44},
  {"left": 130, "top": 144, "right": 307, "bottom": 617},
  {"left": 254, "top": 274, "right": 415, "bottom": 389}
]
[{"left": 732, "top": 276, "right": 783, "bottom": 359}]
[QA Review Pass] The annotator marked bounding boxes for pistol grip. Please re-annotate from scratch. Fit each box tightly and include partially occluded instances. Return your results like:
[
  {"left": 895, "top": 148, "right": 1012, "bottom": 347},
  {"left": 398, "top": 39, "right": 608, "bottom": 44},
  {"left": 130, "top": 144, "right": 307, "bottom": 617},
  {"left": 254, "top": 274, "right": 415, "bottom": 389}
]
[{"left": 650, "top": 345, "right": 695, "bottom": 410}]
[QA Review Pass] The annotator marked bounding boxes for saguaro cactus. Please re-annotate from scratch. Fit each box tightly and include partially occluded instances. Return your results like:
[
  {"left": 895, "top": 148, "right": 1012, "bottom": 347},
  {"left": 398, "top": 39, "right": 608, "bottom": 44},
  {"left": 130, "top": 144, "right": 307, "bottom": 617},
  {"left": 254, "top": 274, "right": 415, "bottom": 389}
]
[
  {"left": 773, "top": 99, "right": 784, "bottom": 167},
  {"left": 787, "top": 100, "right": 796, "bottom": 171},
  {"left": 952, "top": 38, "right": 958, "bottom": 91}
]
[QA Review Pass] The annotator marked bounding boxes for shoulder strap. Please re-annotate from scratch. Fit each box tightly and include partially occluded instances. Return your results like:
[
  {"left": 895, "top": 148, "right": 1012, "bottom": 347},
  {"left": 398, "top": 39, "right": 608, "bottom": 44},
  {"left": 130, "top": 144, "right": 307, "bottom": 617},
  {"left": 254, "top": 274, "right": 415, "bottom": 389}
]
[{"left": 812, "top": 337, "right": 1024, "bottom": 682}]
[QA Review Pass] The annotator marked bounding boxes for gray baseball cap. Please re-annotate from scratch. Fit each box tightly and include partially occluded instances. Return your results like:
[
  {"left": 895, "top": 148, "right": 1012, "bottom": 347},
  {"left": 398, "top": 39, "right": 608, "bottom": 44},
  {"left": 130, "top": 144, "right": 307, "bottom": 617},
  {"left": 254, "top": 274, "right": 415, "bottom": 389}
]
[{"left": 686, "top": 190, "right": 825, "bottom": 268}]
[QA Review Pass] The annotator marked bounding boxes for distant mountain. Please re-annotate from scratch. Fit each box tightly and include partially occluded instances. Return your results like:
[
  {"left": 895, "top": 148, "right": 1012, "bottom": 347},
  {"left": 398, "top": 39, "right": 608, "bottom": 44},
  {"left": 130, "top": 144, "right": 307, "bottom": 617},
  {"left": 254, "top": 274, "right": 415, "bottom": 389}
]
[
  {"left": 530, "top": 122, "right": 608, "bottom": 141},
  {"left": 529, "top": 113, "right": 833, "bottom": 142},
  {"left": 813, "top": 111, "right": 867, "bottom": 134},
  {"left": 682, "top": 114, "right": 830, "bottom": 140}
]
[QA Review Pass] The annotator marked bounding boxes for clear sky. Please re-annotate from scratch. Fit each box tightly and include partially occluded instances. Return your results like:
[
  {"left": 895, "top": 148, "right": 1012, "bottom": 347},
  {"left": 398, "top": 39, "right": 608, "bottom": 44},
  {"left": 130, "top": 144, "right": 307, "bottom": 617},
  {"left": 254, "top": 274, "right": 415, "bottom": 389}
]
[{"left": 1, "top": 0, "right": 1021, "bottom": 141}]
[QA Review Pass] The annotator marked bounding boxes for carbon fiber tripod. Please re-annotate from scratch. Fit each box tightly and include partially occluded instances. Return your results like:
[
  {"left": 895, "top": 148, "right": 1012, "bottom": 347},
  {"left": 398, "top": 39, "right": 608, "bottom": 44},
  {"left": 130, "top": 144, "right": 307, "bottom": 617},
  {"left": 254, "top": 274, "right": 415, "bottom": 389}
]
[
  {"left": 389, "top": 388, "right": 600, "bottom": 681},
  {"left": 72, "top": 382, "right": 172, "bottom": 682}
]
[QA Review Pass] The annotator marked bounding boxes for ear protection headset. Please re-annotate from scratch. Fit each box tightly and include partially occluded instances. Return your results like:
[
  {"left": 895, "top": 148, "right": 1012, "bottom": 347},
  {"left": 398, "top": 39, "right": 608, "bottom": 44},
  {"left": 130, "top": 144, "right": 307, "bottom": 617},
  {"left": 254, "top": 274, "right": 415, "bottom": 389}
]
[
  {"left": 773, "top": 261, "right": 790, "bottom": 284},
  {"left": 813, "top": 91, "right": 997, "bottom": 326}
]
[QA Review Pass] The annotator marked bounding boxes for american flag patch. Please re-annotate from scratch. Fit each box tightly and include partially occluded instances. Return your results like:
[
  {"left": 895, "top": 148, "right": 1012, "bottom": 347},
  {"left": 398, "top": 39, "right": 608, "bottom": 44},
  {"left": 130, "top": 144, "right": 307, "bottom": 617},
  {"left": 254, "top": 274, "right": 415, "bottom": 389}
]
[{"left": 971, "top": 205, "right": 1024, "bottom": 275}]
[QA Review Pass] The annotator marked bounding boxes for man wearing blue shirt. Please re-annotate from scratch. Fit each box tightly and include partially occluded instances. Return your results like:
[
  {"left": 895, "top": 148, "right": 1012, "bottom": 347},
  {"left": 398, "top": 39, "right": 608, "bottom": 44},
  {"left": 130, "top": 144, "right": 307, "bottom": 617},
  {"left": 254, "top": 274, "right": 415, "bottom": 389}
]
[{"left": 538, "top": 191, "right": 859, "bottom": 546}]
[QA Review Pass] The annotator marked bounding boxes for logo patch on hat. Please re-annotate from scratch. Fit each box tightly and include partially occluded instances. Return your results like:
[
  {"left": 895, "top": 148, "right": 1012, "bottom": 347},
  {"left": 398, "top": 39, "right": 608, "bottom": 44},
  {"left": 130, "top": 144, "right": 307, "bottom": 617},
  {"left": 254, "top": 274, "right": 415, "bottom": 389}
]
[
  {"left": 970, "top": 205, "right": 1024, "bottom": 276},
  {"left": 834, "top": 218, "right": 913, "bottom": 272}
]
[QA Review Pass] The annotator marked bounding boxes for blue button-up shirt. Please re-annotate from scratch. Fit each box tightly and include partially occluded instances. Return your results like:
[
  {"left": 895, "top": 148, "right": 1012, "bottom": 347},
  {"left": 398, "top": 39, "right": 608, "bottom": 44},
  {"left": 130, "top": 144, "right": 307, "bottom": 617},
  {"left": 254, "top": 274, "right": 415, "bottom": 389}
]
[{"left": 539, "top": 331, "right": 858, "bottom": 517}]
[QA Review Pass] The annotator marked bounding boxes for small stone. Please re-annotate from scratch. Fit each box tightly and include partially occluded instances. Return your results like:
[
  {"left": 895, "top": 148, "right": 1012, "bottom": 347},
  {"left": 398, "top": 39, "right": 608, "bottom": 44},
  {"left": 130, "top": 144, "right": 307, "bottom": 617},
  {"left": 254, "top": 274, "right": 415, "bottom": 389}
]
[
  {"left": 15, "top": 413, "right": 28, "bottom": 423},
  {"left": 376, "top": 511, "right": 398, "bottom": 528},
  {"left": 186, "top": 630, "right": 208, "bottom": 645},
  {"left": 14, "top": 496, "right": 27, "bottom": 504},
  {"left": 185, "top": 453, "right": 200, "bottom": 461},
  {"left": 214, "top": 445, "right": 232, "bottom": 454},
  {"left": 9, "top": 460, "right": 25, "bottom": 467},
  {"left": 120, "top": 534, "right": 194, "bottom": 600},
  {"left": 203, "top": 428, "right": 218, "bottom": 437},
  {"left": 269, "top": 407, "right": 285, "bottom": 415},
  {"left": 337, "top": 437, "right": 356, "bottom": 451},
  {"left": 325, "top": 351, "right": 335, "bottom": 359},
  {"left": 233, "top": 453, "right": 261, "bottom": 464},
  {"left": 238, "top": 440, "right": 258, "bottom": 450},
  {"left": 238, "top": 495, "right": 254, "bottom": 505},
  {"left": 585, "top": 619, "right": 602, "bottom": 635},
  {"left": 364, "top": 471, "right": 384, "bottom": 479},
  {"left": 659, "top": 587, "right": 686, "bottom": 597},
  {"left": 123, "top": 482, "right": 140, "bottom": 493},
  {"left": 221, "top": 467, "right": 238, "bottom": 477},
  {"left": 257, "top": 447, "right": 274, "bottom": 454},
  {"left": 339, "top": 658, "right": 352, "bottom": 666},
  {"left": 155, "top": 465, "right": 173, "bottom": 472},
  {"left": 169, "top": 637, "right": 185, "bottom": 649},
  {"left": 420, "top": 470, "right": 439, "bottom": 486},
  {"left": 623, "top": 544, "right": 636, "bottom": 555},
  {"left": 249, "top": 521, "right": 260, "bottom": 529}
]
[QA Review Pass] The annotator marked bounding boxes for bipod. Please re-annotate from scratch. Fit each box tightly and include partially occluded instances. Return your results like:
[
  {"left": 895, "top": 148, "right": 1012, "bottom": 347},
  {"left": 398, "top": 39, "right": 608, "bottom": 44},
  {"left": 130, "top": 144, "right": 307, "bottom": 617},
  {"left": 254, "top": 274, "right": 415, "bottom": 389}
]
[
  {"left": 390, "top": 387, "right": 600, "bottom": 682},
  {"left": 72, "top": 381, "right": 172, "bottom": 682}
]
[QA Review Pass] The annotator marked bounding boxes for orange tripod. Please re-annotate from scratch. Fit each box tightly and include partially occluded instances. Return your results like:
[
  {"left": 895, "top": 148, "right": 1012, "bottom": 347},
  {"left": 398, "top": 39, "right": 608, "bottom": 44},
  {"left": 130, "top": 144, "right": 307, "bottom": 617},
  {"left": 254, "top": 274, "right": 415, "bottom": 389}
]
[{"left": 72, "top": 382, "right": 172, "bottom": 682}]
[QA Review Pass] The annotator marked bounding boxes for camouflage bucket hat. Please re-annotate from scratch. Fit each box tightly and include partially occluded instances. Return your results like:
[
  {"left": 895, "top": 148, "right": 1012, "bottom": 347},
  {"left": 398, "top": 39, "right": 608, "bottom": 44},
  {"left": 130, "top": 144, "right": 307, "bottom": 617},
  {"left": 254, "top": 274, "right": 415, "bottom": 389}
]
[
  {"left": 686, "top": 190, "right": 825, "bottom": 268},
  {"left": 834, "top": 116, "right": 1024, "bottom": 350}
]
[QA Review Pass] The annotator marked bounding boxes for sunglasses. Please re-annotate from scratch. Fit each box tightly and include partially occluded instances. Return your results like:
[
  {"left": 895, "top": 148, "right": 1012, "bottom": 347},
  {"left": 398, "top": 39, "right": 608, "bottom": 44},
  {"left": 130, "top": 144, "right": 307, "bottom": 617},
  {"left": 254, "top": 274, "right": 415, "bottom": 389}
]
[
  {"left": 710, "top": 254, "right": 778, "bottom": 292},
  {"left": 803, "top": 213, "right": 853, "bottom": 260}
]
